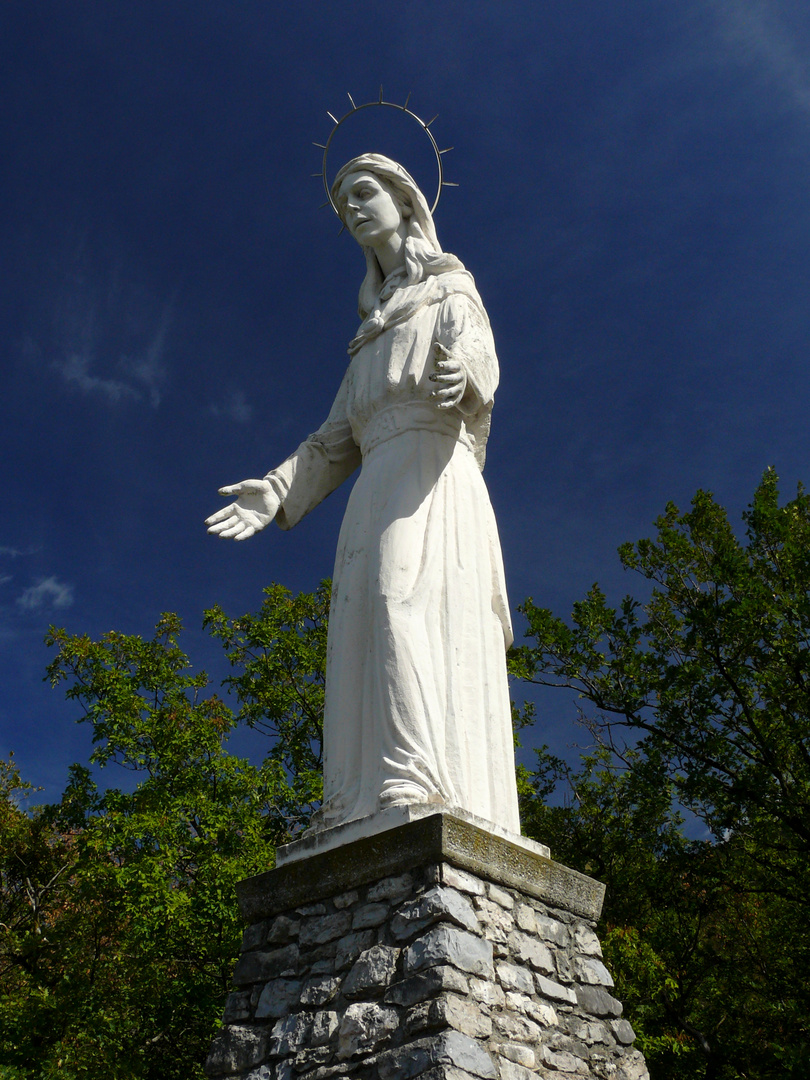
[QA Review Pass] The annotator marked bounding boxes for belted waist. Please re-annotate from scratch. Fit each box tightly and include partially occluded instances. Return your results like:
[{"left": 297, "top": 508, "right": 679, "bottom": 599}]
[{"left": 358, "top": 403, "right": 472, "bottom": 459}]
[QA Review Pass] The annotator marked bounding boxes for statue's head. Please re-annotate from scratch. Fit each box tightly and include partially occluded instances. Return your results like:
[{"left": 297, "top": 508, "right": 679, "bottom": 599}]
[
  {"left": 331, "top": 154, "right": 441, "bottom": 251},
  {"left": 330, "top": 154, "right": 456, "bottom": 318}
]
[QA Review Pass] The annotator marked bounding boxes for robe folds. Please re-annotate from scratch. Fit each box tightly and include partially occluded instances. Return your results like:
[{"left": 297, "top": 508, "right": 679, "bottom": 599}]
[{"left": 266, "top": 267, "right": 521, "bottom": 835}]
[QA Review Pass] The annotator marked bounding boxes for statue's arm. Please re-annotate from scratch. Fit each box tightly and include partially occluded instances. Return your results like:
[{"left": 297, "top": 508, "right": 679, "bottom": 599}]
[
  {"left": 432, "top": 293, "right": 499, "bottom": 415},
  {"left": 206, "top": 370, "right": 361, "bottom": 540},
  {"left": 266, "top": 415, "right": 361, "bottom": 531}
]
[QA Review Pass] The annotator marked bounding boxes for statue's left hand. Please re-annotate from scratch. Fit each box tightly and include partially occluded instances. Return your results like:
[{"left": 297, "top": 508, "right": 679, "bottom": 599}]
[
  {"left": 205, "top": 479, "right": 279, "bottom": 541},
  {"left": 430, "top": 343, "right": 468, "bottom": 410}
]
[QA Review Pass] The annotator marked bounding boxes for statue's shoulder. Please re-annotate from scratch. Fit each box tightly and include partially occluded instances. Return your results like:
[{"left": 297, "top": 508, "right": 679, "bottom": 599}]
[
  {"left": 432, "top": 269, "right": 490, "bottom": 321},
  {"left": 422, "top": 267, "right": 476, "bottom": 303}
]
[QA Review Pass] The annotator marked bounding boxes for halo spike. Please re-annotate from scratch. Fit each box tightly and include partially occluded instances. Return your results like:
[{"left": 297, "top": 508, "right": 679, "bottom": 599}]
[
  {"left": 327, "top": 111, "right": 339, "bottom": 125},
  {"left": 439, "top": 147, "right": 454, "bottom": 154},
  {"left": 319, "top": 94, "right": 450, "bottom": 217}
]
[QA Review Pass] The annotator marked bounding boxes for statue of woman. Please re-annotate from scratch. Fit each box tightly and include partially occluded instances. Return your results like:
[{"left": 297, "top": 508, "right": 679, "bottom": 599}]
[{"left": 206, "top": 154, "right": 520, "bottom": 835}]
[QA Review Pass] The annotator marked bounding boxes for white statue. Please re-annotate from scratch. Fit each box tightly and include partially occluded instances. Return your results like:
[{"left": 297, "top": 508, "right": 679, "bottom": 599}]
[{"left": 206, "top": 154, "right": 520, "bottom": 835}]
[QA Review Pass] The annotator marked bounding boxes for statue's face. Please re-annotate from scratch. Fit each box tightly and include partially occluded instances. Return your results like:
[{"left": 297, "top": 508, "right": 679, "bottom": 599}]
[{"left": 337, "top": 170, "right": 408, "bottom": 249}]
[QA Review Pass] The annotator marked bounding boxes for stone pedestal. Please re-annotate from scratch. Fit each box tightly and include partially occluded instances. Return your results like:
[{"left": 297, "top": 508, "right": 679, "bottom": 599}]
[{"left": 205, "top": 813, "right": 649, "bottom": 1080}]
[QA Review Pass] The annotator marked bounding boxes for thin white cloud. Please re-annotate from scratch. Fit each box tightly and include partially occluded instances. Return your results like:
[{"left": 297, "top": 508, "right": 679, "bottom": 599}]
[
  {"left": 0, "top": 546, "right": 27, "bottom": 559},
  {"left": 0, "top": 574, "right": 12, "bottom": 586},
  {"left": 17, "top": 576, "right": 75, "bottom": 611},
  {"left": 0, "top": 543, "right": 41, "bottom": 562},
  {"left": 210, "top": 389, "right": 253, "bottom": 424},
  {"left": 713, "top": 1, "right": 810, "bottom": 116},
  {"left": 32, "top": 231, "right": 173, "bottom": 409},
  {"left": 55, "top": 353, "right": 141, "bottom": 402},
  {"left": 54, "top": 299, "right": 171, "bottom": 408},
  {"left": 118, "top": 303, "right": 171, "bottom": 407}
]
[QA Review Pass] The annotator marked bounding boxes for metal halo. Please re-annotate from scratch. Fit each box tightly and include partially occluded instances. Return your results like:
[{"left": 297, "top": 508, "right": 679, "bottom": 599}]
[{"left": 316, "top": 91, "right": 454, "bottom": 217}]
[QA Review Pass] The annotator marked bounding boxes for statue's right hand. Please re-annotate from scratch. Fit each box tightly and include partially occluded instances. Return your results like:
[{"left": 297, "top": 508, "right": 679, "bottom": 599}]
[{"left": 205, "top": 479, "right": 280, "bottom": 541}]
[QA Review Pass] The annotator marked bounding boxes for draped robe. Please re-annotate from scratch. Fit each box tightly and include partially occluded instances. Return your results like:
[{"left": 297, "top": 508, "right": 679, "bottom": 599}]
[{"left": 266, "top": 266, "right": 520, "bottom": 835}]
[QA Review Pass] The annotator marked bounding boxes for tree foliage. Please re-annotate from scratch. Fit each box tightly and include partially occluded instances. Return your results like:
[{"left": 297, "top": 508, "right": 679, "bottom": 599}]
[
  {"left": 3, "top": 476, "right": 809, "bottom": 1077},
  {"left": 0, "top": 590, "right": 328, "bottom": 1079},
  {"left": 512, "top": 470, "right": 810, "bottom": 1078},
  {"left": 204, "top": 580, "right": 330, "bottom": 833},
  {"left": 515, "top": 470, "right": 810, "bottom": 872}
]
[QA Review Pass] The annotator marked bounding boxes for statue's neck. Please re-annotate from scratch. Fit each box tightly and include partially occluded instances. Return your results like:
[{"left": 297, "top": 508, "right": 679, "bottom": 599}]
[{"left": 370, "top": 223, "right": 409, "bottom": 279}]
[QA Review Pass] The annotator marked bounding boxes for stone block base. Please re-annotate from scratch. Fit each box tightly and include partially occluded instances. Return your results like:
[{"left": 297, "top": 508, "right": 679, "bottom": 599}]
[{"left": 206, "top": 812, "right": 648, "bottom": 1080}]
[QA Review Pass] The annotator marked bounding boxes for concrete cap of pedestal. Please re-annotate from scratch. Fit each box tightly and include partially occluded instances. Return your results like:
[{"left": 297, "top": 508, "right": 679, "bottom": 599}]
[{"left": 237, "top": 811, "right": 605, "bottom": 924}]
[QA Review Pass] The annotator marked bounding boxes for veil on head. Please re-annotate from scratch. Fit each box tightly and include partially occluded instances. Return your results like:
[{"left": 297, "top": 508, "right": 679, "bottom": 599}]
[{"left": 331, "top": 154, "right": 462, "bottom": 319}]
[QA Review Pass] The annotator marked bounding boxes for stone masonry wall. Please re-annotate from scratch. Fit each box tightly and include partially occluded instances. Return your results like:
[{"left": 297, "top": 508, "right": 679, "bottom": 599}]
[{"left": 206, "top": 857, "right": 649, "bottom": 1080}]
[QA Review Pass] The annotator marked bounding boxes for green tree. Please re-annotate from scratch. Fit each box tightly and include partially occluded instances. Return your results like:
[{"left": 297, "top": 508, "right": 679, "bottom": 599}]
[
  {"left": 513, "top": 470, "right": 810, "bottom": 1077},
  {"left": 0, "top": 754, "right": 82, "bottom": 1080},
  {"left": 204, "top": 580, "right": 330, "bottom": 832},
  {"left": 0, "top": 588, "right": 330, "bottom": 1080}
]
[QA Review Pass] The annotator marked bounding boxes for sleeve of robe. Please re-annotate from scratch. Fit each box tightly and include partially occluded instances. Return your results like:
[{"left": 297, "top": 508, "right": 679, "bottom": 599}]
[
  {"left": 264, "top": 370, "right": 362, "bottom": 531},
  {"left": 434, "top": 291, "right": 499, "bottom": 469}
]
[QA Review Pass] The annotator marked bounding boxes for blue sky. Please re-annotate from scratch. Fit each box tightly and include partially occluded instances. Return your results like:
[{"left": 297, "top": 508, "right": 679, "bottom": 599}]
[{"left": 3, "top": 0, "right": 810, "bottom": 802}]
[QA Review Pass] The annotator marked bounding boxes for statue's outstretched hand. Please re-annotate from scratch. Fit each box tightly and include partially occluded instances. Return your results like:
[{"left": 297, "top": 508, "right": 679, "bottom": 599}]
[
  {"left": 430, "top": 343, "right": 468, "bottom": 410},
  {"left": 205, "top": 479, "right": 279, "bottom": 541}
]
